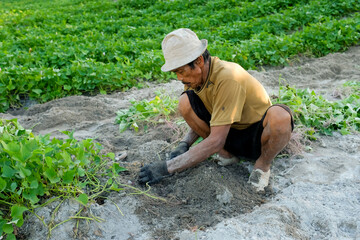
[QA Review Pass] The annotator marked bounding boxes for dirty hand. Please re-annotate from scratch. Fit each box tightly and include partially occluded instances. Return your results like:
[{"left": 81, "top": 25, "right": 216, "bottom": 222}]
[
  {"left": 170, "top": 141, "right": 189, "bottom": 159},
  {"left": 139, "top": 161, "right": 170, "bottom": 185}
]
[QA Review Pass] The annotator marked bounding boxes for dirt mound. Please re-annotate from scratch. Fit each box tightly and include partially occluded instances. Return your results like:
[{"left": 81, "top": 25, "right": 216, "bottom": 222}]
[{"left": 134, "top": 160, "right": 269, "bottom": 239}]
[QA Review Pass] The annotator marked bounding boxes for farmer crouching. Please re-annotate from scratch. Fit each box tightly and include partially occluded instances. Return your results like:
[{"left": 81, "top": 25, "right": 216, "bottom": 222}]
[{"left": 139, "top": 28, "right": 294, "bottom": 191}]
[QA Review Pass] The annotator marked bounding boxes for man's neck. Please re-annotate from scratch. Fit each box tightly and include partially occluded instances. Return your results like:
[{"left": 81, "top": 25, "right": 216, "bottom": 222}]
[{"left": 199, "top": 59, "right": 210, "bottom": 90}]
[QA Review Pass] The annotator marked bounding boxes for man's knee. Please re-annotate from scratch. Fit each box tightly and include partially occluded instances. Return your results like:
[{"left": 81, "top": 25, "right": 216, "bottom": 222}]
[
  {"left": 265, "top": 106, "right": 292, "bottom": 135},
  {"left": 178, "top": 93, "right": 192, "bottom": 117}
]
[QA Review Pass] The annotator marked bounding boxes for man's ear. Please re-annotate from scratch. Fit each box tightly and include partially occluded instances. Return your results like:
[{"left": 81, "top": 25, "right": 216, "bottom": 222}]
[{"left": 196, "top": 56, "right": 204, "bottom": 67}]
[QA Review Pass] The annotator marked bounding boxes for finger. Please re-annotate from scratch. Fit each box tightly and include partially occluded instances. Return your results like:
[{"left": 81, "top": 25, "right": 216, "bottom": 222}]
[
  {"left": 148, "top": 176, "right": 164, "bottom": 185},
  {"left": 139, "top": 176, "right": 150, "bottom": 183},
  {"left": 140, "top": 165, "right": 149, "bottom": 171},
  {"left": 139, "top": 170, "right": 149, "bottom": 178}
]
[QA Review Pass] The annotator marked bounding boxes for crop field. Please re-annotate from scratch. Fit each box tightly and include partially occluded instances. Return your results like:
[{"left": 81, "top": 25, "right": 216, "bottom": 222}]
[
  {"left": 0, "top": 0, "right": 360, "bottom": 239},
  {"left": 0, "top": 0, "right": 359, "bottom": 112}
]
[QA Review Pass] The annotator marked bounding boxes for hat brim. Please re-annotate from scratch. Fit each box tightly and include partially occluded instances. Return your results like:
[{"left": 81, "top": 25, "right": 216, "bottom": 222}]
[{"left": 161, "top": 39, "right": 208, "bottom": 72}]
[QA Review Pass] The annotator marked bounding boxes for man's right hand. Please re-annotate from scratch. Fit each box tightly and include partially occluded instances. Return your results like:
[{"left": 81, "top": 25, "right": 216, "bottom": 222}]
[{"left": 170, "top": 141, "right": 189, "bottom": 159}]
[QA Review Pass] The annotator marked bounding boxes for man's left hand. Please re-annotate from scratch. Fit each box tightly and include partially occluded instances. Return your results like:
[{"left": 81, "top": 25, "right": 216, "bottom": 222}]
[{"left": 139, "top": 161, "right": 170, "bottom": 185}]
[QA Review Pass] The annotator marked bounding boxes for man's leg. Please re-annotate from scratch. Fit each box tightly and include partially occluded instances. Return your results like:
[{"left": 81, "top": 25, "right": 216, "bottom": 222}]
[
  {"left": 249, "top": 105, "right": 292, "bottom": 191},
  {"left": 178, "top": 93, "right": 210, "bottom": 139},
  {"left": 256, "top": 106, "right": 292, "bottom": 171}
]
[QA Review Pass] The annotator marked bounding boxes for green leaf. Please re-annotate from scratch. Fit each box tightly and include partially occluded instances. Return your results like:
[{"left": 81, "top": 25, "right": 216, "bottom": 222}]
[
  {"left": 16, "top": 188, "right": 23, "bottom": 196},
  {"left": 32, "top": 89, "right": 42, "bottom": 95},
  {"left": 15, "top": 129, "right": 26, "bottom": 137},
  {"left": 63, "top": 169, "right": 76, "bottom": 184},
  {"left": 119, "top": 122, "right": 129, "bottom": 133},
  {"left": 20, "top": 140, "right": 37, "bottom": 161},
  {"left": 0, "top": 219, "right": 6, "bottom": 235},
  {"left": 106, "top": 178, "right": 113, "bottom": 185},
  {"left": 10, "top": 182, "right": 17, "bottom": 192},
  {"left": 30, "top": 180, "right": 39, "bottom": 189},
  {"left": 1, "top": 141, "right": 20, "bottom": 155},
  {"left": 10, "top": 205, "right": 28, "bottom": 227},
  {"left": 112, "top": 163, "right": 127, "bottom": 174},
  {"left": 107, "top": 152, "right": 115, "bottom": 161},
  {"left": 78, "top": 181, "right": 88, "bottom": 189},
  {"left": 44, "top": 168, "right": 60, "bottom": 183},
  {"left": 60, "top": 151, "right": 72, "bottom": 166},
  {"left": 340, "top": 129, "right": 350, "bottom": 135},
  {"left": 76, "top": 193, "right": 88, "bottom": 206},
  {"left": 110, "top": 183, "right": 124, "bottom": 192},
  {"left": 131, "top": 122, "right": 139, "bottom": 132},
  {"left": 2, "top": 140, "right": 37, "bottom": 162},
  {"left": 63, "top": 85, "right": 72, "bottom": 91},
  {"left": 19, "top": 166, "right": 32, "bottom": 178},
  {"left": 0, "top": 177, "right": 6, "bottom": 192},
  {"left": 2, "top": 165, "right": 17, "bottom": 178},
  {"left": 6, "top": 233, "right": 16, "bottom": 240},
  {"left": 45, "top": 156, "right": 53, "bottom": 168},
  {"left": 23, "top": 189, "right": 40, "bottom": 205},
  {"left": 3, "top": 223, "right": 13, "bottom": 234},
  {"left": 77, "top": 168, "right": 85, "bottom": 177},
  {"left": 77, "top": 146, "right": 89, "bottom": 166}
]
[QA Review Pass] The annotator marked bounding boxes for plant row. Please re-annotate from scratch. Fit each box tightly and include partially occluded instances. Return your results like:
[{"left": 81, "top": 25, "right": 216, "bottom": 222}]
[{"left": 0, "top": 0, "right": 359, "bottom": 112}]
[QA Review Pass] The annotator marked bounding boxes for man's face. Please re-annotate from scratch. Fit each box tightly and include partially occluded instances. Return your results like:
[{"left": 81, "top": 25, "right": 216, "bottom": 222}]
[{"left": 172, "top": 58, "right": 203, "bottom": 89}]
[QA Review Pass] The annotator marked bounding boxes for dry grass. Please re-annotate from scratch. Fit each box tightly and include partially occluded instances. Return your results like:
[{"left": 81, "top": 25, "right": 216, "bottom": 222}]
[{"left": 280, "top": 126, "right": 313, "bottom": 157}]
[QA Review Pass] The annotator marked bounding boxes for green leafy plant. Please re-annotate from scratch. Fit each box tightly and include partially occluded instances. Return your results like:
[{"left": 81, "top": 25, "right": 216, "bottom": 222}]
[
  {"left": 115, "top": 91, "right": 178, "bottom": 132},
  {"left": 275, "top": 82, "right": 360, "bottom": 139},
  {"left": 343, "top": 81, "right": 360, "bottom": 94},
  {"left": 0, "top": 118, "right": 127, "bottom": 239}
]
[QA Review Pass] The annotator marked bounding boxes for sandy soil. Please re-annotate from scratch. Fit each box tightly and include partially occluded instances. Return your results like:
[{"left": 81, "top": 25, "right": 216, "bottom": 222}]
[{"left": 1, "top": 46, "right": 359, "bottom": 240}]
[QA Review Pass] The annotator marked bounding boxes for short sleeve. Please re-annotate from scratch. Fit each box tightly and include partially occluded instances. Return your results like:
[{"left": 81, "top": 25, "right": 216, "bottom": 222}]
[{"left": 210, "top": 79, "right": 246, "bottom": 126}]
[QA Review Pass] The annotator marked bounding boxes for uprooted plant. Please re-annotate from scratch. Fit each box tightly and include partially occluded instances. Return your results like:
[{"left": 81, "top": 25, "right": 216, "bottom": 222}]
[{"left": 115, "top": 91, "right": 180, "bottom": 133}]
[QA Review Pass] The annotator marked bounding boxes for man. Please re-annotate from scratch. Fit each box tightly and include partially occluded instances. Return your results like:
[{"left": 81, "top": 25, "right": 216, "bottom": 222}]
[{"left": 139, "top": 28, "right": 294, "bottom": 191}]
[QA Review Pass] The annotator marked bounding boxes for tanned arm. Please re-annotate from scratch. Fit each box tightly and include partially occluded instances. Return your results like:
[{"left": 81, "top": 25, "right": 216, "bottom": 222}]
[
  {"left": 181, "top": 128, "right": 201, "bottom": 146},
  {"left": 167, "top": 124, "right": 231, "bottom": 173}
]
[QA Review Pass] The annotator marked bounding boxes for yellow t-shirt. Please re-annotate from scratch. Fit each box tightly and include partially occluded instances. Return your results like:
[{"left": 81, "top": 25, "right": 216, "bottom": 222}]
[{"left": 185, "top": 57, "right": 271, "bottom": 130}]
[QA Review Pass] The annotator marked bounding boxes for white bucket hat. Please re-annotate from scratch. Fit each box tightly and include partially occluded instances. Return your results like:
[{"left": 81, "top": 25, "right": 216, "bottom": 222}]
[{"left": 161, "top": 28, "right": 208, "bottom": 72}]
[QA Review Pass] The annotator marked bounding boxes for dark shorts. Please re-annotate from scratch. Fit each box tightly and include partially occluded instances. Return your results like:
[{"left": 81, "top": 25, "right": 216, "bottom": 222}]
[{"left": 184, "top": 90, "right": 294, "bottom": 161}]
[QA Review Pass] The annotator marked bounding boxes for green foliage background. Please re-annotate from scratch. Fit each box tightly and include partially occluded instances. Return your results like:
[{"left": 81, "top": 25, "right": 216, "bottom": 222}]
[{"left": 1, "top": 0, "right": 360, "bottom": 112}]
